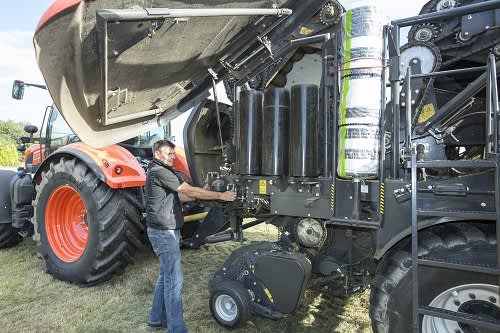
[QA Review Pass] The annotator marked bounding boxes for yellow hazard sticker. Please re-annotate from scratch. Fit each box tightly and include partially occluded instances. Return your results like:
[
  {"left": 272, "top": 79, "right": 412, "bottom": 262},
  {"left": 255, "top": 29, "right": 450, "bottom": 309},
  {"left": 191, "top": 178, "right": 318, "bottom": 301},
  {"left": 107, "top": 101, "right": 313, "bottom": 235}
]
[
  {"left": 418, "top": 104, "right": 436, "bottom": 124},
  {"left": 264, "top": 287, "right": 274, "bottom": 303},
  {"left": 299, "top": 26, "right": 314, "bottom": 36},
  {"left": 259, "top": 180, "right": 267, "bottom": 194}
]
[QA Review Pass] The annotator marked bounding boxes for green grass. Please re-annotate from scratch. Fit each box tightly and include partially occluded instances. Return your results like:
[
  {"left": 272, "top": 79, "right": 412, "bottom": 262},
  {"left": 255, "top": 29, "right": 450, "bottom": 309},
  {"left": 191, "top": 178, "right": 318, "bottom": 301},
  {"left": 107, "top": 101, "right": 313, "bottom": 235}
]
[{"left": 0, "top": 224, "right": 370, "bottom": 333}]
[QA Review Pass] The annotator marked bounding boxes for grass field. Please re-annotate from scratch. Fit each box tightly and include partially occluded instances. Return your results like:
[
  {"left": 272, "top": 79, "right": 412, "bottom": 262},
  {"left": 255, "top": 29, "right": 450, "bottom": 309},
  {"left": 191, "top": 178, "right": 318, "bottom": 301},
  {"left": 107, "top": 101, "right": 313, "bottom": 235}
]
[{"left": 0, "top": 224, "right": 371, "bottom": 333}]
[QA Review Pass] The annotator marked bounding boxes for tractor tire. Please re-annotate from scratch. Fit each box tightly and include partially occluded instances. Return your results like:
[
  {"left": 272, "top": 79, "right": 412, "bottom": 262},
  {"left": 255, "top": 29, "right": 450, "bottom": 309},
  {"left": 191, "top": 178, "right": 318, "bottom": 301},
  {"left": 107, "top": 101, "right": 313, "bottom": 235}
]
[
  {"left": 209, "top": 279, "right": 252, "bottom": 328},
  {"left": 370, "top": 222, "right": 499, "bottom": 333},
  {"left": 0, "top": 223, "right": 22, "bottom": 249},
  {"left": 33, "top": 157, "right": 143, "bottom": 285}
]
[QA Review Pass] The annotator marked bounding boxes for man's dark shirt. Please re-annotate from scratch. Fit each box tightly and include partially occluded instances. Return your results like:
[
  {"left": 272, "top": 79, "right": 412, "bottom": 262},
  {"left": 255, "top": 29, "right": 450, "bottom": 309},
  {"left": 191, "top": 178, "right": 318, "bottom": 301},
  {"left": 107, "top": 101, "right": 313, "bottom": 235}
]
[{"left": 145, "top": 159, "right": 183, "bottom": 230}]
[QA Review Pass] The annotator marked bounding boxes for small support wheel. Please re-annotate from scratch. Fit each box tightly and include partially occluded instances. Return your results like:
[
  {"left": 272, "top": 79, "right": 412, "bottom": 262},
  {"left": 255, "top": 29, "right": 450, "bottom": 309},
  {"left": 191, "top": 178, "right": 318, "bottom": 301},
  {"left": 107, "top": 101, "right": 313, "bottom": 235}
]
[{"left": 209, "top": 279, "right": 251, "bottom": 328}]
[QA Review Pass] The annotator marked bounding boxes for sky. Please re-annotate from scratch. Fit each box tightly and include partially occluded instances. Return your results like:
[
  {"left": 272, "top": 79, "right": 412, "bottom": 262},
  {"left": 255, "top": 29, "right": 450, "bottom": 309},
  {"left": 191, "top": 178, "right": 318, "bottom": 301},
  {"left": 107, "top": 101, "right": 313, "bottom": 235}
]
[{"left": 0, "top": 0, "right": 428, "bottom": 142}]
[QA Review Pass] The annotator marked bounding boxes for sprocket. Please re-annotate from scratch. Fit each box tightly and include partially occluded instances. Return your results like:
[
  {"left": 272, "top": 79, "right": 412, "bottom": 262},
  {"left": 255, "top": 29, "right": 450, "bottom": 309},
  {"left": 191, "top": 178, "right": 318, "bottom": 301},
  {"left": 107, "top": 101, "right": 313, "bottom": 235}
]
[
  {"left": 320, "top": 0, "right": 343, "bottom": 26},
  {"left": 408, "top": 23, "right": 441, "bottom": 42},
  {"left": 400, "top": 41, "right": 442, "bottom": 78}
]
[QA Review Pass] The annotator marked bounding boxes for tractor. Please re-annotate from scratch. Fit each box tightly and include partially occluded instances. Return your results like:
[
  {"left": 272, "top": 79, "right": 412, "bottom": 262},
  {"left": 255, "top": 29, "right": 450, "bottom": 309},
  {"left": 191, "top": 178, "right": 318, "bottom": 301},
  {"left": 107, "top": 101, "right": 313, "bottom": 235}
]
[
  {"left": 13, "top": 0, "right": 500, "bottom": 331},
  {"left": 0, "top": 80, "right": 222, "bottom": 285}
]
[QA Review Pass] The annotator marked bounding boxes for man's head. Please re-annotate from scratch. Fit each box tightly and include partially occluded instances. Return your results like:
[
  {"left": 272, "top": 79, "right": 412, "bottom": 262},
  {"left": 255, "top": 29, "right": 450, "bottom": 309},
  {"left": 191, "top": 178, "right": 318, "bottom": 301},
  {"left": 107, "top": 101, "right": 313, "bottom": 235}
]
[{"left": 153, "top": 140, "right": 176, "bottom": 167}]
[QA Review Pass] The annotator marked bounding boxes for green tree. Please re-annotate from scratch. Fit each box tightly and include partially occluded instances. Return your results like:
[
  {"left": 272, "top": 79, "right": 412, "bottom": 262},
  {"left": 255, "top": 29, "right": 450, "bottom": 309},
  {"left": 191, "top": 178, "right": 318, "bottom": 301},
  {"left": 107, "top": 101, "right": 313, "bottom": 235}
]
[
  {"left": 0, "top": 135, "right": 19, "bottom": 167},
  {"left": 0, "top": 120, "right": 27, "bottom": 143}
]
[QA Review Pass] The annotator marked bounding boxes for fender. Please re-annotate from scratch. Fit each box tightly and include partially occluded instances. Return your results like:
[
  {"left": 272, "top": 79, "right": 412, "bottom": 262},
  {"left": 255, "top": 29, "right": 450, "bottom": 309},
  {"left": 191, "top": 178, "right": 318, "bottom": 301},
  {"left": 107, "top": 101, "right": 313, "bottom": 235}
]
[
  {"left": 34, "top": 143, "right": 146, "bottom": 189},
  {"left": 373, "top": 217, "right": 488, "bottom": 260},
  {"left": 173, "top": 146, "right": 191, "bottom": 182},
  {"left": 36, "top": 0, "right": 82, "bottom": 32}
]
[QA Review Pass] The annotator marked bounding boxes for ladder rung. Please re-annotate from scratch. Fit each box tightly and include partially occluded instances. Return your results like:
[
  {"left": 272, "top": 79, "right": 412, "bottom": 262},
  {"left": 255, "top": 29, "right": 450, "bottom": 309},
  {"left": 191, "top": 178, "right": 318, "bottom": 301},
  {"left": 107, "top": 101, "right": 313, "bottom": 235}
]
[
  {"left": 416, "top": 160, "right": 497, "bottom": 168},
  {"left": 418, "top": 305, "right": 500, "bottom": 331},
  {"left": 417, "top": 209, "right": 496, "bottom": 219},
  {"left": 418, "top": 258, "right": 500, "bottom": 275}
]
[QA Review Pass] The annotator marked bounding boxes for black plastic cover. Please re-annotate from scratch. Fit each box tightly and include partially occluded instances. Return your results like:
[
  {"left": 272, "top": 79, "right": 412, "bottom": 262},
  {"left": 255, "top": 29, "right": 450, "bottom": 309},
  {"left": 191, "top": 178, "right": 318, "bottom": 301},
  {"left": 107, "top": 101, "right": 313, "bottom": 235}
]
[{"left": 254, "top": 251, "right": 312, "bottom": 313}]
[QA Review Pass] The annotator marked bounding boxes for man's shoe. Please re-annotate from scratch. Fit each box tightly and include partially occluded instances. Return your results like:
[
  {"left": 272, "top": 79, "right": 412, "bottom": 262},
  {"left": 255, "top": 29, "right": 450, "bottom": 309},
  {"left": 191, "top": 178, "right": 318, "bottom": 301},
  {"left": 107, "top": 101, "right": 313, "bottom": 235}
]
[{"left": 146, "top": 321, "right": 167, "bottom": 331}]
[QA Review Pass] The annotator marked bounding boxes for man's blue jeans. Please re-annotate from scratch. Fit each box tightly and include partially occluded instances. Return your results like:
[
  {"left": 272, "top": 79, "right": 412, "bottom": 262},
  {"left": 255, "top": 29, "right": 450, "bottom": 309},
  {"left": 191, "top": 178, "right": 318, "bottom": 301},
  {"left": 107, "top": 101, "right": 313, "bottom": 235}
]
[{"left": 147, "top": 227, "right": 188, "bottom": 333}]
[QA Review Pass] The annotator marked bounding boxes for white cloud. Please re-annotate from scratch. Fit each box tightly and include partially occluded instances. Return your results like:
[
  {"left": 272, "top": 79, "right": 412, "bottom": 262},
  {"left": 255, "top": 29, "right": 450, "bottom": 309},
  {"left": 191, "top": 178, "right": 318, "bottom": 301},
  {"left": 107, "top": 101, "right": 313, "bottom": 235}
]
[{"left": 0, "top": 31, "right": 51, "bottom": 126}]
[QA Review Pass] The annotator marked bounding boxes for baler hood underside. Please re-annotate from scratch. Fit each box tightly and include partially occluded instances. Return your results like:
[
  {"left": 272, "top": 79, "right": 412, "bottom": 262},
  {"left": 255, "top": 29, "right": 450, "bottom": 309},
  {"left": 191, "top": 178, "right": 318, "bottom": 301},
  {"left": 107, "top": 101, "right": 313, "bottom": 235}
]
[{"left": 34, "top": 0, "right": 338, "bottom": 147}]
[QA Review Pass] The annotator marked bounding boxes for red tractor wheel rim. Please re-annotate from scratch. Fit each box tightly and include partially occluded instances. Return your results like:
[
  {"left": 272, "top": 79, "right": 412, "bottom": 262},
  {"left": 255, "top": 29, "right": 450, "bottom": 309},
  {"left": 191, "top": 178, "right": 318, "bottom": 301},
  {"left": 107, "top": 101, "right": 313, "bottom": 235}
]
[{"left": 45, "top": 185, "right": 88, "bottom": 262}]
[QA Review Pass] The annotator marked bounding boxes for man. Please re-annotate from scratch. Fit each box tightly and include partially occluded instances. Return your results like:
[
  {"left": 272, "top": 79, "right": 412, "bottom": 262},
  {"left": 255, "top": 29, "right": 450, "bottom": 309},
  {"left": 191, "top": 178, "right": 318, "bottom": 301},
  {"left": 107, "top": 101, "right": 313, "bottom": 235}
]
[{"left": 145, "top": 139, "right": 236, "bottom": 332}]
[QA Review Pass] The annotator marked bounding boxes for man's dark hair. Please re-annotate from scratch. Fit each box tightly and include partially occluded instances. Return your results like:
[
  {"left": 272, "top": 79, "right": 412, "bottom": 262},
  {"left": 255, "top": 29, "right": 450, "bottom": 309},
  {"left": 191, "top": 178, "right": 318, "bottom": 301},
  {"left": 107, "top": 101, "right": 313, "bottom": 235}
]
[{"left": 152, "top": 139, "right": 175, "bottom": 154}]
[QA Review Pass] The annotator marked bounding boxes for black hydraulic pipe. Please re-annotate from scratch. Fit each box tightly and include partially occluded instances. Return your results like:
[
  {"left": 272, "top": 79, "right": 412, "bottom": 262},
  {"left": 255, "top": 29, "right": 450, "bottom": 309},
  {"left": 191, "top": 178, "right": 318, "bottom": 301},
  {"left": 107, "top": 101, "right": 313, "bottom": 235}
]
[
  {"left": 321, "top": 35, "right": 334, "bottom": 177},
  {"left": 351, "top": 179, "right": 360, "bottom": 220},
  {"left": 390, "top": 25, "right": 401, "bottom": 178},
  {"left": 331, "top": 35, "right": 339, "bottom": 181},
  {"left": 379, "top": 26, "right": 388, "bottom": 184},
  {"left": 416, "top": 60, "right": 500, "bottom": 135},
  {"left": 391, "top": 0, "right": 500, "bottom": 28}
]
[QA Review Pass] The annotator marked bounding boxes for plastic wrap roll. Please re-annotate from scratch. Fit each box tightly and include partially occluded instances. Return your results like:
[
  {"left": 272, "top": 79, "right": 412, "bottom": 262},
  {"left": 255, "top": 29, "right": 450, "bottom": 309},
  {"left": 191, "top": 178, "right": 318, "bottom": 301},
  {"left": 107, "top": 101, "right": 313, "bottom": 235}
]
[
  {"left": 338, "top": 1, "right": 384, "bottom": 179},
  {"left": 289, "top": 84, "right": 319, "bottom": 177},
  {"left": 262, "top": 87, "right": 290, "bottom": 176},
  {"left": 239, "top": 89, "right": 263, "bottom": 175}
]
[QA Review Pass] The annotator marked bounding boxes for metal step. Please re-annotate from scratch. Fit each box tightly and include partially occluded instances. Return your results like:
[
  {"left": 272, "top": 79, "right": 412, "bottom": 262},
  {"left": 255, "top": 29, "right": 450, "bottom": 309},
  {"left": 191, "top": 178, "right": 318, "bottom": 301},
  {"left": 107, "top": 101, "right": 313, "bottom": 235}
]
[
  {"left": 418, "top": 257, "right": 500, "bottom": 275},
  {"left": 416, "top": 159, "right": 497, "bottom": 169},
  {"left": 417, "top": 209, "right": 496, "bottom": 220},
  {"left": 418, "top": 305, "right": 500, "bottom": 331}
]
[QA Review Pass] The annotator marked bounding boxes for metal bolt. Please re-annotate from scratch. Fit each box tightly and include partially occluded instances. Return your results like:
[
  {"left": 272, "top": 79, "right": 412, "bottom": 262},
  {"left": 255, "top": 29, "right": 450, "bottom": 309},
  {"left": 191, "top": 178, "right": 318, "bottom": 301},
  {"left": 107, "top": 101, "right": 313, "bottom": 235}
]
[
  {"left": 307, "top": 213, "right": 311, "bottom": 217},
  {"left": 481, "top": 202, "right": 486, "bottom": 207},
  {"left": 412, "top": 59, "right": 418, "bottom": 64},
  {"left": 489, "top": 296, "right": 497, "bottom": 303},
  {"left": 274, "top": 210, "right": 278, "bottom": 214},
  {"left": 349, "top": 196, "right": 353, "bottom": 200},
  {"left": 469, "top": 293, "right": 476, "bottom": 299},
  {"left": 464, "top": 31, "right": 469, "bottom": 36},
  {"left": 454, "top": 300, "right": 461, "bottom": 306},
  {"left": 271, "top": 192, "right": 274, "bottom": 195},
  {"left": 401, "top": 102, "right": 406, "bottom": 107},
  {"left": 485, "top": 25, "right": 490, "bottom": 30},
  {"left": 451, "top": 291, "right": 459, "bottom": 297},
  {"left": 428, "top": 185, "right": 433, "bottom": 190},
  {"left": 253, "top": 282, "right": 257, "bottom": 285}
]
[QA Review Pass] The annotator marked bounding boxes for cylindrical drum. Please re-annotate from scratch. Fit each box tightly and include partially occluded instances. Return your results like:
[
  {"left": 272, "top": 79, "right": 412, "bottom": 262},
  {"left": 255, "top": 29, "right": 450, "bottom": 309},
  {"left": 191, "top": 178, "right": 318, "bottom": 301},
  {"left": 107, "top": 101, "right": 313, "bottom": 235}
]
[
  {"left": 289, "top": 84, "right": 319, "bottom": 177},
  {"left": 262, "top": 88, "right": 290, "bottom": 176},
  {"left": 337, "top": 1, "right": 384, "bottom": 179},
  {"left": 239, "top": 89, "right": 263, "bottom": 175}
]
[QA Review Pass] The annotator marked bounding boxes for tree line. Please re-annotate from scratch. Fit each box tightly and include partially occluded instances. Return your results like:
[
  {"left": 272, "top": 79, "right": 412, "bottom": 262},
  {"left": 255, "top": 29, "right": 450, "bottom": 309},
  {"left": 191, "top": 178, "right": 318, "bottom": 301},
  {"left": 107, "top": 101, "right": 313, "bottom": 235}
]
[{"left": 0, "top": 120, "right": 27, "bottom": 167}]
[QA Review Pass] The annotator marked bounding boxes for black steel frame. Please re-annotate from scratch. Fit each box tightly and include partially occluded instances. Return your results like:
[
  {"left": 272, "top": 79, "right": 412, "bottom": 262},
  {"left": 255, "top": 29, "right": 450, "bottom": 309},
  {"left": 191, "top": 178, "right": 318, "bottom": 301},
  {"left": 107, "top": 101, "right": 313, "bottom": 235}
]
[{"left": 392, "top": 2, "right": 500, "bottom": 331}]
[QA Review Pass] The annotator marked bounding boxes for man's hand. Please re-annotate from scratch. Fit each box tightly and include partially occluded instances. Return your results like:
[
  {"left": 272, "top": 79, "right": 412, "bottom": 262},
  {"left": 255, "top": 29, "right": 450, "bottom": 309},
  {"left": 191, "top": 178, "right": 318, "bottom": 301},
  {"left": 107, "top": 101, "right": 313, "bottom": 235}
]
[{"left": 218, "top": 191, "right": 237, "bottom": 202}]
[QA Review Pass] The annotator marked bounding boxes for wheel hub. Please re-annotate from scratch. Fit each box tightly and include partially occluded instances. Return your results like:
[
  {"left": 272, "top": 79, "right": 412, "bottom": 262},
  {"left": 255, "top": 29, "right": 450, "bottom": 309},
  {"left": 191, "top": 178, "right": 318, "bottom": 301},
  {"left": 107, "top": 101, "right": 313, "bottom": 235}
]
[
  {"left": 215, "top": 294, "right": 237, "bottom": 322},
  {"left": 45, "top": 185, "right": 89, "bottom": 262},
  {"left": 422, "top": 283, "right": 500, "bottom": 333}
]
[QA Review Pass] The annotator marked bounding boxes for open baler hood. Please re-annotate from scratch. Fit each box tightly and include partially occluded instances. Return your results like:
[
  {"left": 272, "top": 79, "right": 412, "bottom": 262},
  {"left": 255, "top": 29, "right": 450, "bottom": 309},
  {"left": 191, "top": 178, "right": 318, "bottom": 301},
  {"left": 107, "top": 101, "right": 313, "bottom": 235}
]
[{"left": 34, "top": 0, "right": 337, "bottom": 147}]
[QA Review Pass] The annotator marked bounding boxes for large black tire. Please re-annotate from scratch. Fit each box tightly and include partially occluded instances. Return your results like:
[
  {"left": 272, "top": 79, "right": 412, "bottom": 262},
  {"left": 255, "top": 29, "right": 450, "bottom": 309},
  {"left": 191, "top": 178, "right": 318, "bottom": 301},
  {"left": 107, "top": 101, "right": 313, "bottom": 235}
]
[
  {"left": 370, "top": 222, "right": 498, "bottom": 333},
  {"left": 209, "top": 279, "right": 252, "bottom": 328},
  {"left": 33, "top": 157, "right": 143, "bottom": 285},
  {"left": 0, "top": 223, "right": 22, "bottom": 249}
]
